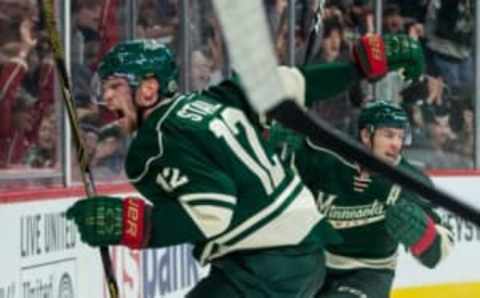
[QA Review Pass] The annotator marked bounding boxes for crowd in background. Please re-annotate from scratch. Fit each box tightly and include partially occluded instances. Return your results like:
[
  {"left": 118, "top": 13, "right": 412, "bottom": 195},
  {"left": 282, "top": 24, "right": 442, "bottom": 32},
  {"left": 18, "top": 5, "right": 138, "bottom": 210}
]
[{"left": 0, "top": 0, "right": 476, "bottom": 190}]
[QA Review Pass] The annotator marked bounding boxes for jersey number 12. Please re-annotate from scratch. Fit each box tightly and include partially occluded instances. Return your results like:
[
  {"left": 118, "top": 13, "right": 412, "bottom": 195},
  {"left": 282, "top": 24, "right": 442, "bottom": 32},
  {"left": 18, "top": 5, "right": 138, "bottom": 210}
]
[{"left": 210, "top": 108, "right": 286, "bottom": 195}]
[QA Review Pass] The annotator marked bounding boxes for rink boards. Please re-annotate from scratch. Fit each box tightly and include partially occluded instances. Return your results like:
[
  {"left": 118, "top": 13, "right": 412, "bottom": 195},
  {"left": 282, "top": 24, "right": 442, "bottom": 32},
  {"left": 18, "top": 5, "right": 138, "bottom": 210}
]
[{"left": 0, "top": 176, "right": 479, "bottom": 298}]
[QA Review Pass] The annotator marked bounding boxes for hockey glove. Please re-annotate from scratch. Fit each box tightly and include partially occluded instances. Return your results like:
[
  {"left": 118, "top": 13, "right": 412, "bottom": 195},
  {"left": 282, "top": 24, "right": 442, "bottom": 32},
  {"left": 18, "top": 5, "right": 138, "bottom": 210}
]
[
  {"left": 66, "top": 196, "right": 150, "bottom": 249},
  {"left": 384, "top": 34, "right": 425, "bottom": 83},
  {"left": 385, "top": 199, "right": 437, "bottom": 258},
  {"left": 353, "top": 33, "right": 388, "bottom": 81}
]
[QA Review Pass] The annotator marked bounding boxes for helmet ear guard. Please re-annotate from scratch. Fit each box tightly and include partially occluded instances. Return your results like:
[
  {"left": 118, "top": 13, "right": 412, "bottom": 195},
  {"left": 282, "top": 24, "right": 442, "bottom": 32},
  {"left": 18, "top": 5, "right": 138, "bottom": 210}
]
[{"left": 97, "top": 39, "right": 179, "bottom": 97}]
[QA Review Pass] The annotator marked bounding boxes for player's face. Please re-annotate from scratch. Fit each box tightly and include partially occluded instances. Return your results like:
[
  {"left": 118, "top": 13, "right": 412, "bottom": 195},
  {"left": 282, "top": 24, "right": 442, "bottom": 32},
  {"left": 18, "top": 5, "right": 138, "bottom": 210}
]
[
  {"left": 364, "top": 127, "right": 405, "bottom": 165},
  {"left": 102, "top": 77, "right": 138, "bottom": 134}
]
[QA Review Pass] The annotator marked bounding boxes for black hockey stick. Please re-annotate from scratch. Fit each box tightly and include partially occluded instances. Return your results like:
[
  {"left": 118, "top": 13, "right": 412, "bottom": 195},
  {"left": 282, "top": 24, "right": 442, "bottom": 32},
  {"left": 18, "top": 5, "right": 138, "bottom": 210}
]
[
  {"left": 38, "top": 1, "right": 119, "bottom": 297},
  {"left": 212, "top": 0, "right": 480, "bottom": 226}
]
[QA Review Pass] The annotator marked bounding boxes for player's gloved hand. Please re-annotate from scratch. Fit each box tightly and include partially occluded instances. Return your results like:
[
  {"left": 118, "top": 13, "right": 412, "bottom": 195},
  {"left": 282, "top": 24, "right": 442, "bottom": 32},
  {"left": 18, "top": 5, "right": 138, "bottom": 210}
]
[
  {"left": 385, "top": 199, "right": 439, "bottom": 264},
  {"left": 353, "top": 33, "right": 388, "bottom": 81},
  {"left": 66, "top": 196, "right": 150, "bottom": 249},
  {"left": 384, "top": 34, "right": 425, "bottom": 83}
]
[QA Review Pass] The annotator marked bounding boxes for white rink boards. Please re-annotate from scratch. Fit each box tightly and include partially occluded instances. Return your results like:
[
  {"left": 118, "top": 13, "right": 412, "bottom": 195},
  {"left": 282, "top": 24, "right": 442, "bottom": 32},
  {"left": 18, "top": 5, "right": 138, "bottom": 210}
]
[{"left": 0, "top": 177, "right": 479, "bottom": 298}]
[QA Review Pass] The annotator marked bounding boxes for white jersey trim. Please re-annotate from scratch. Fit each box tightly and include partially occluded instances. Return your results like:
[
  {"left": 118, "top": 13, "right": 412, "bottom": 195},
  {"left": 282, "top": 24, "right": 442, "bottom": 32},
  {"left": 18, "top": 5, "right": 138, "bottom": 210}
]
[
  {"left": 179, "top": 193, "right": 236, "bottom": 238},
  {"left": 200, "top": 176, "right": 324, "bottom": 264},
  {"left": 180, "top": 193, "right": 237, "bottom": 205},
  {"left": 325, "top": 250, "right": 398, "bottom": 270}
]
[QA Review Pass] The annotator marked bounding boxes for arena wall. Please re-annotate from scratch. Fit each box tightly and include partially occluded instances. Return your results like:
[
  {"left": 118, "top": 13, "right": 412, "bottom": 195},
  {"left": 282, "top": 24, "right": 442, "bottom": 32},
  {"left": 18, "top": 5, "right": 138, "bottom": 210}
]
[{"left": 1, "top": 176, "right": 479, "bottom": 298}]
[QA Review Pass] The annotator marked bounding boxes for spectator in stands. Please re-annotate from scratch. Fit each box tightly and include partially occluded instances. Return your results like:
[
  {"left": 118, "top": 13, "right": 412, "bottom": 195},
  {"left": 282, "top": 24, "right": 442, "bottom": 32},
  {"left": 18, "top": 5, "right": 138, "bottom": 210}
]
[
  {"left": 80, "top": 114, "right": 101, "bottom": 164},
  {"left": 75, "top": 92, "right": 100, "bottom": 119},
  {"left": 424, "top": 0, "right": 474, "bottom": 92},
  {"left": 72, "top": 0, "right": 102, "bottom": 44},
  {"left": 190, "top": 13, "right": 225, "bottom": 90},
  {"left": 205, "top": 15, "right": 225, "bottom": 83},
  {"left": 24, "top": 108, "right": 58, "bottom": 168},
  {"left": 137, "top": 0, "right": 178, "bottom": 45},
  {"left": 190, "top": 49, "right": 214, "bottom": 91},
  {"left": 0, "top": 11, "right": 38, "bottom": 168},
  {"left": 386, "top": 0, "right": 429, "bottom": 24},
  {"left": 0, "top": 89, "right": 36, "bottom": 168},
  {"left": 342, "top": 0, "right": 374, "bottom": 40},
  {"left": 452, "top": 99, "right": 474, "bottom": 163},
  {"left": 405, "top": 103, "right": 430, "bottom": 149},
  {"left": 265, "top": 0, "right": 288, "bottom": 36},
  {"left": 136, "top": 0, "right": 180, "bottom": 48},
  {"left": 422, "top": 108, "right": 472, "bottom": 169},
  {"left": 72, "top": 0, "right": 120, "bottom": 71},
  {"left": 70, "top": 114, "right": 101, "bottom": 182},
  {"left": 311, "top": 16, "right": 353, "bottom": 132},
  {"left": 420, "top": 76, "right": 453, "bottom": 123},
  {"left": 383, "top": 4, "right": 404, "bottom": 34},
  {"left": 93, "top": 125, "right": 126, "bottom": 179},
  {"left": 316, "top": 17, "right": 350, "bottom": 63}
]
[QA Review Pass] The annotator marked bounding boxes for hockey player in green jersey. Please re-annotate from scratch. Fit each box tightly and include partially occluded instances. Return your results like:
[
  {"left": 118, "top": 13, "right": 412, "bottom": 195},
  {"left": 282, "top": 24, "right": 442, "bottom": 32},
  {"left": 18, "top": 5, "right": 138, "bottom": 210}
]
[
  {"left": 65, "top": 34, "right": 424, "bottom": 297},
  {"left": 269, "top": 101, "right": 454, "bottom": 298}
]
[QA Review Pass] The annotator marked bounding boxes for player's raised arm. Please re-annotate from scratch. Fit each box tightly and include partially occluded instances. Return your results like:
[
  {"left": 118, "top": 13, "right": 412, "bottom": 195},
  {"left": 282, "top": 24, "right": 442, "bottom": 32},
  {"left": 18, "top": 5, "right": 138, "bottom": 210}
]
[{"left": 278, "top": 34, "right": 425, "bottom": 108}]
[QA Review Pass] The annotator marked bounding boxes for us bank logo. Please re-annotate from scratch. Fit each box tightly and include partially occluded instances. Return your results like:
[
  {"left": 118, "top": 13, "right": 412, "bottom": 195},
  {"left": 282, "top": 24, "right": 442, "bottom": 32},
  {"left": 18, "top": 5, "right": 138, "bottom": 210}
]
[{"left": 58, "top": 273, "right": 74, "bottom": 298}]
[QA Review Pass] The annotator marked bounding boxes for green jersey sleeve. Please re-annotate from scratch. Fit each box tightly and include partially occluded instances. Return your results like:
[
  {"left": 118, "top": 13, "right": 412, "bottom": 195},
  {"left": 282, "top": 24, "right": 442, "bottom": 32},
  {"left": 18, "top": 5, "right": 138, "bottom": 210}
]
[
  {"left": 298, "top": 62, "right": 362, "bottom": 107},
  {"left": 205, "top": 62, "right": 363, "bottom": 115}
]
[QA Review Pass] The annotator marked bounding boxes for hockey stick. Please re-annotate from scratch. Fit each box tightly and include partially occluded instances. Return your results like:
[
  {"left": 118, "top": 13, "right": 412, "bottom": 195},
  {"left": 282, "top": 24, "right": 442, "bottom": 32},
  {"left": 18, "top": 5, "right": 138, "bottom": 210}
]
[
  {"left": 212, "top": 0, "right": 480, "bottom": 226},
  {"left": 38, "top": 1, "right": 119, "bottom": 297}
]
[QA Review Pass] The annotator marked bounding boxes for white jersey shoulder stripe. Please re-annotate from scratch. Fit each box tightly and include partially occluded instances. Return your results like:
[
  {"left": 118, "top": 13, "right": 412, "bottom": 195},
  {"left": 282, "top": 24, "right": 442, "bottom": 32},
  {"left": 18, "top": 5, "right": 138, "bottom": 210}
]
[
  {"left": 180, "top": 202, "right": 234, "bottom": 239},
  {"left": 180, "top": 193, "right": 237, "bottom": 205},
  {"left": 326, "top": 250, "right": 398, "bottom": 270}
]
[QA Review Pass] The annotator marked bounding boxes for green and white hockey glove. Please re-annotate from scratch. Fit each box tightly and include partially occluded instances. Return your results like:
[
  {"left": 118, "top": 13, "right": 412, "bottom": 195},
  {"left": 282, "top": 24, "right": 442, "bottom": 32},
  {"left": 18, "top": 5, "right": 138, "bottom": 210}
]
[
  {"left": 385, "top": 199, "right": 439, "bottom": 265},
  {"left": 384, "top": 34, "right": 425, "bottom": 83},
  {"left": 66, "top": 196, "right": 150, "bottom": 249}
]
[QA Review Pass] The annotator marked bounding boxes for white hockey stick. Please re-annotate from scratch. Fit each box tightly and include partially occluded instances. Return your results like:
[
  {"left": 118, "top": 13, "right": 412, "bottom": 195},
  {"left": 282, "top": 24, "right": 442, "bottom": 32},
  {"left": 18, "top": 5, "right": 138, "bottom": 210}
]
[
  {"left": 212, "top": 0, "right": 480, "bottom": 226},
  {"left": 212, "top": 0, "right": 289, "bottom": 114}
]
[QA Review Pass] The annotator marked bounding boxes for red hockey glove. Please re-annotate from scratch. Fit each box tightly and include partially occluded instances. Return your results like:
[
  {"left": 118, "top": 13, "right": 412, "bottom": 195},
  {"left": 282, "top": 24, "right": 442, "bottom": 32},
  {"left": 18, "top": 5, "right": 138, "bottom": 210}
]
[{"left": 352, "top": 33, "right": 388, "bottom": 81}]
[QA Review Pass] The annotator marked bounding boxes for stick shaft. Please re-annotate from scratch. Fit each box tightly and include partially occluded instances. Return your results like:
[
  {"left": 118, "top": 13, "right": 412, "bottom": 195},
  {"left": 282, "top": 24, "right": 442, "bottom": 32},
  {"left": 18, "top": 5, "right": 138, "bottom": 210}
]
[{"left": 39, "top": 1, "right": 119, "bottom": 297}]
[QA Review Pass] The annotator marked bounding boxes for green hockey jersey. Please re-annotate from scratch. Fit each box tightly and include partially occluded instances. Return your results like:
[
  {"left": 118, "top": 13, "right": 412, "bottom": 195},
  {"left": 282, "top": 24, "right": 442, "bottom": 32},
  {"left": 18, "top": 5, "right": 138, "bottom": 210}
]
[{"left": 124, "top": 80, "right": 337, "bottom": 265}]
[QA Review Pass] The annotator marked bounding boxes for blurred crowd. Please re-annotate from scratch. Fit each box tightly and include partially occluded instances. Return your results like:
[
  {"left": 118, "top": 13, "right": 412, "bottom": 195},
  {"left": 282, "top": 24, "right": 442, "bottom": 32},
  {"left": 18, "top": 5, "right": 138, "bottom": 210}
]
[
  {"left": 0, "top": 0, "right": 476, "bottom": 189},
  {"left": 269, "top": 0, "right": 475, "bottom": 170}
]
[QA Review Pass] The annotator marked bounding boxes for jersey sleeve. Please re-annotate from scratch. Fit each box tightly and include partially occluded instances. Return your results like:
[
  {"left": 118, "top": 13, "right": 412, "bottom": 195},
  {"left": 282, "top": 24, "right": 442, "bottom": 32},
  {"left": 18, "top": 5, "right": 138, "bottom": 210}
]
[
  {"left": 298, "top": 62, "right": 362, "bottom": 107},
  {"left": 140, "top": 133, "right": 238, "bottom": 249}
]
